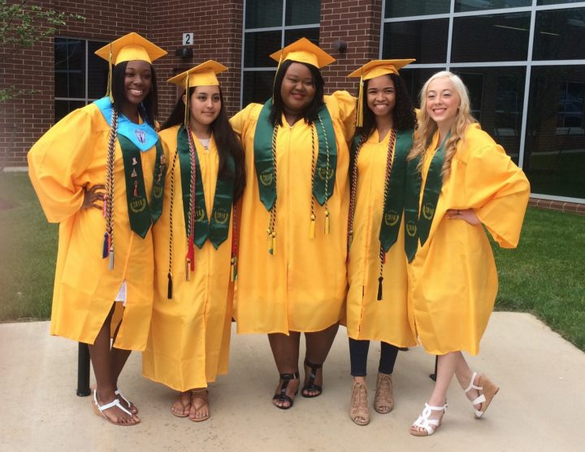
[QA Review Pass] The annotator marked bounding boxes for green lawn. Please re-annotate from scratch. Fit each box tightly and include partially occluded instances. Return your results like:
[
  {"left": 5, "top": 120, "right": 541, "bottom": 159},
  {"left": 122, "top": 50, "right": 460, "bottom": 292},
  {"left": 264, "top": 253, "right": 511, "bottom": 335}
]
[{"left": 1, "top": 172, "right": 584, "bottom": 350}]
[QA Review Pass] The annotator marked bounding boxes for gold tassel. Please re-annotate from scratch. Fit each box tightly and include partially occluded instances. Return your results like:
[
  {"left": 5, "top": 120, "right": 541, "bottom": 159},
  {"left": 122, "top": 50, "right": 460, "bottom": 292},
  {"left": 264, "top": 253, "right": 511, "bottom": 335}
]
[
  {"left": 184, "top": 76, "right": 190, "bottom": 127},
  {"left": 356, "top": 75, "right": 364, "bottom": 128},
  {"left": 309, "top": 214, "right": 316, "bottom": 239},
  {"left": 107, "top": 45, "right": 113, "bottom": 103},
  {"left": 269, "top": 232, "right": 276, "bottom": 255},
  {"left": 324, "top": 208, "right": 331, "bottom": 234},
  {"left": 230, "top": 257, "right": 238, "bottom": 282},
  {"left": 185, "top": 258, "right": 191, "bottom": 281}
]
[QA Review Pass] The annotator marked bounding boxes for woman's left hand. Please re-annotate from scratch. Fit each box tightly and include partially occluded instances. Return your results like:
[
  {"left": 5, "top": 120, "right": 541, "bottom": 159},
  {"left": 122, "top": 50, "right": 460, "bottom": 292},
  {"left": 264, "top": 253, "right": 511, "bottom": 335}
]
[{"left": 446, "top": 208, "right": 480, "bottom": 225}]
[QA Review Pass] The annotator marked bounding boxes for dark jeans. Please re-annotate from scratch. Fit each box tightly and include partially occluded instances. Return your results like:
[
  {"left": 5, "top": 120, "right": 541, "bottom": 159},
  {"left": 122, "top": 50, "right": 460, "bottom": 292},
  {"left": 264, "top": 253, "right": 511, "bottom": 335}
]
[{"left": 349, "top": 338, "right": 399, "bottom": 377}]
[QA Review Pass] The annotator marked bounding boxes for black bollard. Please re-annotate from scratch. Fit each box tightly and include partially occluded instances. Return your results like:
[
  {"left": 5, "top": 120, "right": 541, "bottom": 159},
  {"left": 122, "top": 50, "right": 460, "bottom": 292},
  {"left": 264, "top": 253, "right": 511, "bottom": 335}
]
[
  {"left": 76, "top": 342, "right": 91, "bottom": 396},
  {"left": 429, "top": 355, "right": 438, "bottom": 381}
]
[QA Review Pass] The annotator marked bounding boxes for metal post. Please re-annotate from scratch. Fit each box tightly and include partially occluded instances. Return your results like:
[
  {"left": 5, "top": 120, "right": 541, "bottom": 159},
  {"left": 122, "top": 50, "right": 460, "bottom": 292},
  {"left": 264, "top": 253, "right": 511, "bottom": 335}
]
[
  {"left": 429, "top": 356, "right": 438, "bottom": 381},
  {"left": 76, "top": 343, "right": 91, "bottom": 396}
]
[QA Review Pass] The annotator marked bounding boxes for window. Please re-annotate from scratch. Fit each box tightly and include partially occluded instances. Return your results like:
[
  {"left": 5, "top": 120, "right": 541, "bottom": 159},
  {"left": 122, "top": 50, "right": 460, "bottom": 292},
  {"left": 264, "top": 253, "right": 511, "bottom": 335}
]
[
  {"left": 242, "top": 0, "right": 320, "bottom": 107},
  {"left": 55, "top": 38, "right": 108, "bottom": 121}
]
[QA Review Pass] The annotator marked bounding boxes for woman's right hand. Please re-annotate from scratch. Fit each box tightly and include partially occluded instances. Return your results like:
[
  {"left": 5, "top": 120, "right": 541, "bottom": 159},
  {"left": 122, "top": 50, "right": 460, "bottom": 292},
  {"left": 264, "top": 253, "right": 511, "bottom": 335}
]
[{"left": 82, "top": 184, "right": 105, "bottom": 211}]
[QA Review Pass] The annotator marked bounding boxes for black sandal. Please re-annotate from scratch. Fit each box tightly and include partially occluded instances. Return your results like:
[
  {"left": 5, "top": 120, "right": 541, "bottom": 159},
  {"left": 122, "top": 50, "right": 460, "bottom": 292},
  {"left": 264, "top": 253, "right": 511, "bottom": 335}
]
[
  {"left": 272, "top": 371, "right": 299, "bottom": 410},
  {"left": 302, "top": 359, "right": 323, "bottom": 398}
]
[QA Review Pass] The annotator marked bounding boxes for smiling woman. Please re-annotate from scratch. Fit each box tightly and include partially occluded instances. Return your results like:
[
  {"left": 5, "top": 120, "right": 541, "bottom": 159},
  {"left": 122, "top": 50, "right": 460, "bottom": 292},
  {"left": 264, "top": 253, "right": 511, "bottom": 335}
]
[{"left": 27, "top": 32, "right": 167, "bottom": 427}]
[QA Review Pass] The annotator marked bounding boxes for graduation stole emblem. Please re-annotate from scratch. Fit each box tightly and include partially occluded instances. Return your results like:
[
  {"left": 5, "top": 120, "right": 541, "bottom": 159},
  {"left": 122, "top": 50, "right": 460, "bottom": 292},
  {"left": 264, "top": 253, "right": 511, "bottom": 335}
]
[
  {"left": 404, "top": 133, "right": 449, "bottom": 262},
  {"left": 177, "top": 124, "right": 234, "bottom": 250},
  {"left": 119, "top": 135, "right": 165, "bottom": 238},
  {"left": 253, "top": 98, "right": 338, "bottom": 211}
]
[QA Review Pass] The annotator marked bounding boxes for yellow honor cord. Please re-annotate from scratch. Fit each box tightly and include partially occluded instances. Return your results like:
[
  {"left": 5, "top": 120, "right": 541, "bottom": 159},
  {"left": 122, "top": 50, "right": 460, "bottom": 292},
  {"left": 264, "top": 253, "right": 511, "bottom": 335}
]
[
  {"left": 325, "top": 208, "right": 331, "bottom": 234},
  {"left": 309, "top": 214, "right": 316, "bottom": 239}
]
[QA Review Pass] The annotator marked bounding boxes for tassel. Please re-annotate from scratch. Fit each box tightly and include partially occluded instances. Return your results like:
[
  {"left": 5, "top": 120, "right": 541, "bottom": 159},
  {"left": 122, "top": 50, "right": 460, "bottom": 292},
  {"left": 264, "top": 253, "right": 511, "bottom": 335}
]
[
  {"left": 269, "top": 233, "right": 276, "bottom": 255},
  {"left": 188, "top": 236, "right": 195, "bottom": 271},
  {"left": 324, "top": 209, "right": 331, "bottom": 234},
  {"left": 108, "top": 247, "right": 114, "bottom": 270},
  {"left": 309, "top": 214, "right": 316, "bottom": 239},
  {"left": 377, "top": 276, "right": 383, "bottom": 301},
  {"left": 102, "top": 233, "right": 110, "bottom": 258},
  {"left": 167, "top": 273, "right": 173, "bottom": 299},
  {"left": 185, "top": 258, "right": 190, "bottom": 281},
  {"left": 230, "top": 257, "right": 238, "bottom": 282},
  {"left": 356, "top": 76, "right": 364, "bottom": 128}
]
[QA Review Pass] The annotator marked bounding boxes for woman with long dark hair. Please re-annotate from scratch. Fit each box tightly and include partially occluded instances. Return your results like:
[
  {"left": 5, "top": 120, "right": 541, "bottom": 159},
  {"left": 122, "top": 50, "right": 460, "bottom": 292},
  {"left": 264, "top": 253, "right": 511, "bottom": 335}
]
[
  {"left": 230, "top": 38, "right": 355, "bottom": 409},
  {"left": 345, "top": 60, "right": 417, "bottom": 426},
  {"left": 142, "top": 61, "right": 245, "bottom": 422},
  {"left": 407, "top": 71, "right": 530, "bottom": 436},
  {"left": 28, "top": 33, "right": 167, "bottom": 426}
]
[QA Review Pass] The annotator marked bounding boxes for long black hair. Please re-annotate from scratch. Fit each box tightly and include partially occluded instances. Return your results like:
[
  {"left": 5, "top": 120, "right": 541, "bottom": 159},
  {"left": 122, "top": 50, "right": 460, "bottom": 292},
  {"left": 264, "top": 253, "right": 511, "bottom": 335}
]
[
  {"left": 269, "top": 59, "right": 325, "bottom": 127},
  {"left": 111, "top": 61, "right": 159, "bottom": 127},
  {"left": 161, "top": 86, "right": 246, "bottom": 202},
  {"left": 355, "top": 73, "right": 416, "bottom": 139}
]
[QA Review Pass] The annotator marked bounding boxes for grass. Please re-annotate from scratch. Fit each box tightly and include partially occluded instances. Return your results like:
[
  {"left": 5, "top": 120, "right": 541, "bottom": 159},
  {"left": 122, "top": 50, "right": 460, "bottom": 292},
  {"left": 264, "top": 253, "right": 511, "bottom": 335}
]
[{"left": 1, "top": 172, "right": 584, "bottom": 351}]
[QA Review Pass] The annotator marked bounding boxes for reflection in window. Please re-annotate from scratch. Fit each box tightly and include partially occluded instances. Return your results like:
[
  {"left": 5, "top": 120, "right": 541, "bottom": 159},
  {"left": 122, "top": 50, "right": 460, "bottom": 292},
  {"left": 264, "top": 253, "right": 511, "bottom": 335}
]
[
  {"left": 54, "top": 38, "right": 108, "bottom": 122},
  {"left": 385, "top": 0, "right": 450, "bottom": 18},
  {"left": 534, "top": 8, "right": 585, "bottom": 60},
  {"left": 243, "top": 0, "right": 320, "bottom": 106},
  {"left": 455, "top": 0, "right": 531, "bottom": 12},
  {"left": 452, "top": 13, "right": 530, "bottom": 63},
  {"left": 382, "top": 19, "right": 449, "bottom": 64},
  {"left": 558, "top": 82, "right": 585, "bottom": 129},
  {"left": 525, "top": 66, "right": 585, "bottom": 199}
]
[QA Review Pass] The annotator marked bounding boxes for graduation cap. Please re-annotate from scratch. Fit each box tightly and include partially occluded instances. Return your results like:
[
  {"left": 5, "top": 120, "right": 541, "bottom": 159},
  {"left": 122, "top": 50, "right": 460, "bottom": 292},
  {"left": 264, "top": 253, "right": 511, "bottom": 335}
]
[
  {"left": 95, "top": 32, "right": 167, "bottom": 101},
  {"left": 348, "top": 59, "right": 415, "bottom": 127}
]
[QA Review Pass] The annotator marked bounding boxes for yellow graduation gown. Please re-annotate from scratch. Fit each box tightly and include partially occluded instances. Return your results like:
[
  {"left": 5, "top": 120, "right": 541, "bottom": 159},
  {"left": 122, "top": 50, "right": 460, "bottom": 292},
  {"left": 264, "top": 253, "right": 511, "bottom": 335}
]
[
  {"left": 27, "top": 103, "right": 157, "bottom": 350},
  {"left": 346, "top": 131, "right": 417, "bottom": 347},
  {"left": 230, "top": 91, "right": 355, "bottom": 334},
  {"left": 408, "top": 123, "right": 530, "bottom": 355},
  {"left": 142, "top": 126, "right": 233, "bottom": 391}
]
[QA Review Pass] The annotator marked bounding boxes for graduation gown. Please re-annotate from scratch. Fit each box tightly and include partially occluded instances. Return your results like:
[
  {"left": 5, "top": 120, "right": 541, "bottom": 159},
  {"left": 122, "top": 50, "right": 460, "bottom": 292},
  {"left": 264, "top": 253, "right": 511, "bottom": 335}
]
[
  {"left": 230, "top": 91, "right": 355, "bottom": 334},
  {"left": 346, "top": 130, "right": 417, "bottom": 347},
  {"left": 27, "top": 101, "right": 158, "bottom": 350},
  {"left": 142, "top": 126, "right": 232, "bottom": 391},
  {"left": 408, "top": 123, "right": 530, "bottom": 355}
]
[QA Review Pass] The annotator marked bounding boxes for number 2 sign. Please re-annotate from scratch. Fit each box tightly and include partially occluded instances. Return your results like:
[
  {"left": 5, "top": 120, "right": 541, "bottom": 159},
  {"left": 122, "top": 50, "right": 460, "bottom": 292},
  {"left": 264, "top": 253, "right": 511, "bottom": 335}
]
[{"left": 183, "top": 33, "right": 194, "bottom": 46}]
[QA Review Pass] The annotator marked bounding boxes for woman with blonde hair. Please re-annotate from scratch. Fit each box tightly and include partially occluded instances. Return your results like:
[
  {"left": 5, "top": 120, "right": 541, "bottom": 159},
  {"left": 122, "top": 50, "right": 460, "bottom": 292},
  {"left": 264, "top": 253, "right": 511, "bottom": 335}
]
[{"left": 405, "top": 71, "right": 530, "bottom": 436}]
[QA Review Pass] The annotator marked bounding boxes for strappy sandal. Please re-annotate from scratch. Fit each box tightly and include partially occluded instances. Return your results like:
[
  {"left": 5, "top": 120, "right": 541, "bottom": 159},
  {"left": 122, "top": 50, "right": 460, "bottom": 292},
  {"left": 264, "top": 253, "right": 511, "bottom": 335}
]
[
  {"left": 350, "top": 381, "right": 370, "bottom": 426},
  {"left": 410, "top": 402, "right": 447, "bottom": 437},
  {"left": 92, "top": 389, "right": 140, "bottom": 426},
  {"left": 171, "top": 391, "right": 191, "bottom": 418},
  {"left": 465, "top": 372, "right": 499, "bottom": 419},
  {"left": 272, "top": 372, "right": 299, "bottom": 410},
  {"left": 374, "top": 372, "right": 394, "bottom": 414},
  {"left": 115, "top": 389, "right": 138, "bottom": 415},
  {"left": 302, "top": 359, "right": 323, "bottom": 398},
  {"left": 190, "top": 389, "right": 210, "bottom": 422}
]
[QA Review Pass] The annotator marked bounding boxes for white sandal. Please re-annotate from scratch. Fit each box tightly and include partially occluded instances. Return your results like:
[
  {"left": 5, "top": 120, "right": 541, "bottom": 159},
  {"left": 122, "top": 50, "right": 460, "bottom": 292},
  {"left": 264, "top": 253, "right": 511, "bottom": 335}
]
[
  {"left": 115, "top": 389, "right": 138, "bottom": 414},
  {"left": 465, "top": 372, "right": 499, "bottom": 418},
  {"left": 410, "top": 402, "right": 448, "bottom": 436},
  {"left": 92, "top": 389, "right": 139, "bottom": 426}
]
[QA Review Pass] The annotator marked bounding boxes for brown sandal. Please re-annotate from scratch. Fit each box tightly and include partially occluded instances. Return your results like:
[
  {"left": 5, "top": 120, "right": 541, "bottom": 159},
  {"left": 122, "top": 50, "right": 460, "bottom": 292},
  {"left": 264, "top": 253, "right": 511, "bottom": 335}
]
[
  {"left": 189, "top": 389, "right": 210, "bottom": 422},
  {"left": 350, "top": 381, "right": 370, "bottom": 426},
  {"left": 374, "top": 373, "right": 394, "bottom": 414},
  {"left": 171, "top": 391, "right": 191, "bottom": 418}
]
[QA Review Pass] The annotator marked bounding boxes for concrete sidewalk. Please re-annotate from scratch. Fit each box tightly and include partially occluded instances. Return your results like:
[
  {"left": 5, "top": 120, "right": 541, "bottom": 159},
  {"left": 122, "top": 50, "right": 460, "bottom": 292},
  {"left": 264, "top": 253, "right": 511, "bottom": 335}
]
[{"left": 0, "top": 312, "right": 583, "bottom": 452}]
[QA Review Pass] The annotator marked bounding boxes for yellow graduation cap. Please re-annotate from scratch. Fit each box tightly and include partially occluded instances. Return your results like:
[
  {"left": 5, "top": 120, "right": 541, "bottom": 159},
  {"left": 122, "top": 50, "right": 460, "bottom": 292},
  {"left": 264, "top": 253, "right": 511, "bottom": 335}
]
[
  {"left": 269, "top": 37, "right": 335, "bottom": 70},
  {"left": 167, "top": 60, "right": 227, "bottom": 89},
  {"left": 168, "top": 60, "right": 228, "bottom": 126},
  {"left": 95, "top": 32, "right": 167, "bottom": 101},
  {"left": 348, "top": 59, "right": 415, "bottom": 127}
]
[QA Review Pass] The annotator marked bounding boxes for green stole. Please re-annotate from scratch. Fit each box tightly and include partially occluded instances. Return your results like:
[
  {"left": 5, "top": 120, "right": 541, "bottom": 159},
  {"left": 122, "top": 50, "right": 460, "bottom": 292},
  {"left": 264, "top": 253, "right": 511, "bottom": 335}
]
[
  {"left": 119, "top": 135, "right": 165, "bottom": 239},
  {"left": 378, "top": 130, "right": 413, "bottom": 252},
  {"left": 177, "top": 125, "right": 234, "bottom": 250},
  {"left": 253, "top": 99, "right": 337, "bottom": 210},
  {"left": 404, "top": 133, "right": 449, "bottom": 262}
]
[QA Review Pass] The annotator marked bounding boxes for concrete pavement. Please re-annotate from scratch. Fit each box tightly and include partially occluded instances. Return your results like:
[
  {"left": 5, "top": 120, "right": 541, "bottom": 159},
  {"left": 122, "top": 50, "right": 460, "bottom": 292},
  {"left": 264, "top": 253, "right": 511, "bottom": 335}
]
[{"left": 0, "top": 312, "right": 583, "bottom": 452}]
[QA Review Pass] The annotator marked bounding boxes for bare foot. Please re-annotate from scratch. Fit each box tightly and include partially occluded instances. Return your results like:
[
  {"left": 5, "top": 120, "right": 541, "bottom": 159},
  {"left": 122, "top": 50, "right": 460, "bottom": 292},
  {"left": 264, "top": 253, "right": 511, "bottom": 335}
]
[
  {"left": 171, "top": 391, "right": 191, "bottom": 418},
  {"left": 189, "top": 389, "right": 210, "bottom": 422},
  {"left": 115, "top": 389, "right": 138, "bottom": 415}
]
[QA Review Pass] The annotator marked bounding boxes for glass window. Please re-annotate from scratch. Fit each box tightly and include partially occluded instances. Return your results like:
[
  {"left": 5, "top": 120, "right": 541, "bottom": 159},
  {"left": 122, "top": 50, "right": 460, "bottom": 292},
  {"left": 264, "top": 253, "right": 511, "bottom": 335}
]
[
  {"left": 54, "top": 38, "right": 108, "bottom": 122},
  {"left": 452, "top": 13, "right": 530, "bottom": 63},
  {"left": 286, "top": 0, "right": 320, "bottom": 26},
  {"left": 382, "top": 19, "right": 449, "bottom": 64},
  {"left": 525, "top": 65, "right": 585, "bottom": 199},
  {"left": 400, "top": 68, "right": 443, "bottom": 106},
  {"left": 284, "top": 28, "right": 319, "bottom": 46},
  {"left": 243, "top": 71, "right": 275, "bottom": 106},
  {"left": 245, "top": 0, "right": 282, "bottom": 28},
  {"left": 244, "top": 31, "right": 282, "bottom": 68},
  {"left": 455, "top": 0, "right": 531, "bottom": 12},
  {"left": 533, "top": 8, "right": 585, "bottom": 60},
  {"left": 538, "top": 0, "right": 583, "bottom": 5},
  {"left": 385, "top": 0, "right": 450, "bottom": 18}
]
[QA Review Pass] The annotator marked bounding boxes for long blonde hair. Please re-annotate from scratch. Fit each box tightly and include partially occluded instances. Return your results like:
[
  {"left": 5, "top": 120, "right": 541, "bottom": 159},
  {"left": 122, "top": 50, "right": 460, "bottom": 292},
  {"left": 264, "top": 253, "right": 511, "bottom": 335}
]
[{"left": 409, "top": 71, "right": 476, "bottom": 178}]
